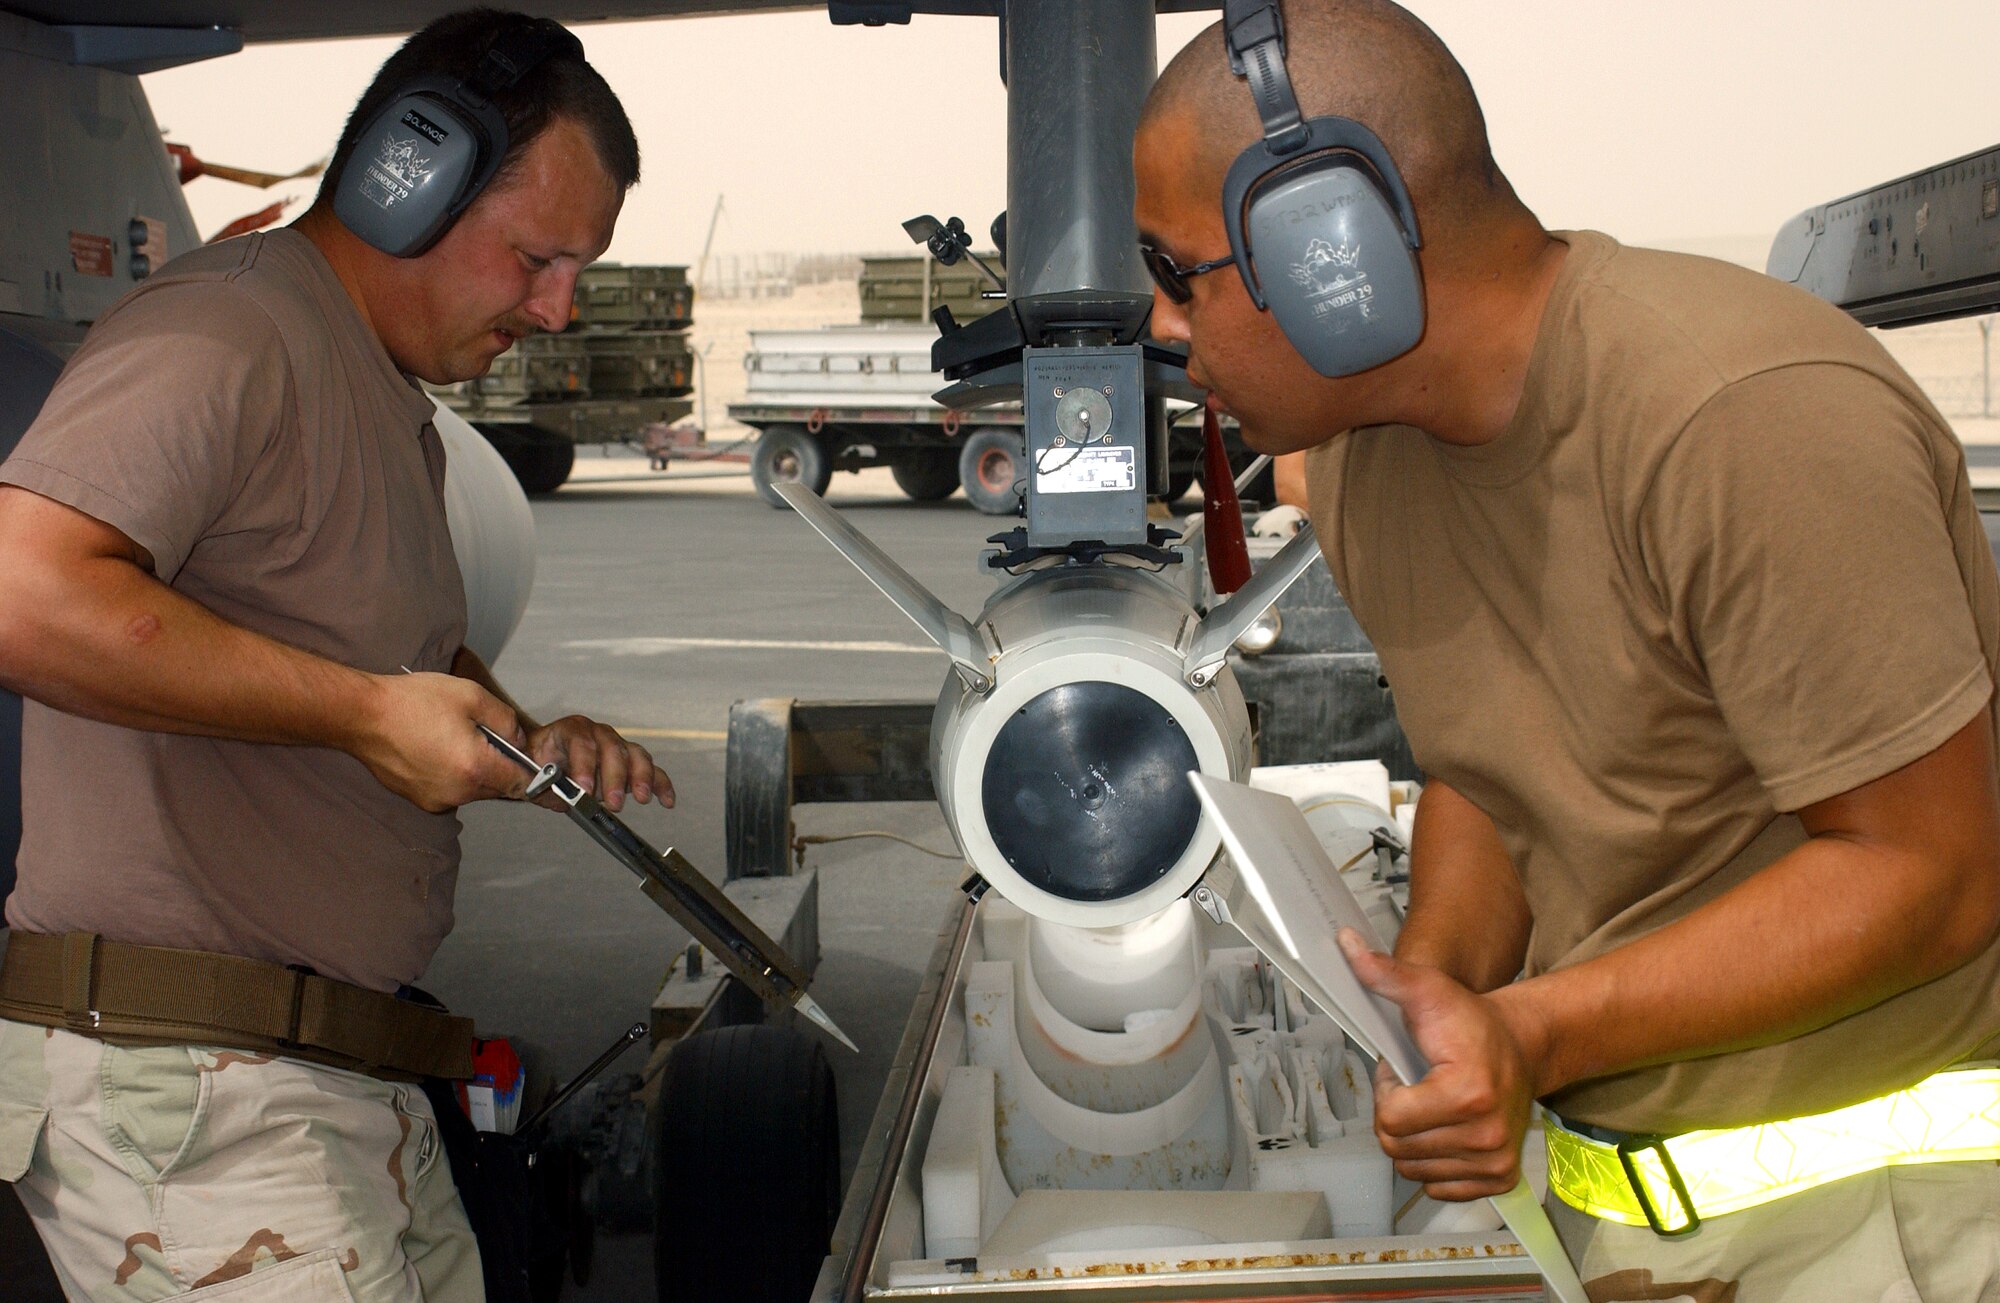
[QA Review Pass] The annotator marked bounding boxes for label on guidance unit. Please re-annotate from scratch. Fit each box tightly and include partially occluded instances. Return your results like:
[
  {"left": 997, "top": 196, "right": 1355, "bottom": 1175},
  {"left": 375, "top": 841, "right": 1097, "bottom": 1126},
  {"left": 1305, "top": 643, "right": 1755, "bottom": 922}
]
[{"left": 1036, "top": 445, "right": 1135, "bottom": 495}]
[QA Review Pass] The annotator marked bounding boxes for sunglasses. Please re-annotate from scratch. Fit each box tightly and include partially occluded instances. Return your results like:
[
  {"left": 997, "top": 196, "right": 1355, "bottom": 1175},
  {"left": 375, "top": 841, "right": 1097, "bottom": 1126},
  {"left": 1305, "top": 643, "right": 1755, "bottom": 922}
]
[{"left": 1139, "top": 243, "right": 1238, "bottom": 304}]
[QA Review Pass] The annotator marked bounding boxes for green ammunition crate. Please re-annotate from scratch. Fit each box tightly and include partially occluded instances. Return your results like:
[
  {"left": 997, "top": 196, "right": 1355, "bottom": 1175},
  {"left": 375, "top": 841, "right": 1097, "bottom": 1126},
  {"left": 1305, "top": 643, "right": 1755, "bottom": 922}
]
[
  {"left": 451, "top": 334, "right": 592, "bottom": 405},
  {"left": 571, "top": 263, "right": 694, "bottom": 331},
  {"left": 582, "top": 331, "right": 694, "bottom": 399},
  {"left": 858, "top": 254, "right": 1005, "bottom": 324}
]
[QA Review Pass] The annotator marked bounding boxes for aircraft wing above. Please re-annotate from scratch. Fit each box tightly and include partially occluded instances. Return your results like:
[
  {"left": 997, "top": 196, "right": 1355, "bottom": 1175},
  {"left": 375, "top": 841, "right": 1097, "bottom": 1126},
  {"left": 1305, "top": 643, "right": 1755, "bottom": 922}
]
[{"left": 9, "top": 1, "right": 1218, "bottom": 44}]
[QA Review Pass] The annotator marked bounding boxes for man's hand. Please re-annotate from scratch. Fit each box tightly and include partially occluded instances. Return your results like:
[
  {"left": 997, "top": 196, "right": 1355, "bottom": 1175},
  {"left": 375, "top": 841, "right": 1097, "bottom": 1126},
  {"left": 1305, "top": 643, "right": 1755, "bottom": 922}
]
[
  {"left": 527, "top": 715, "right": 674, "bottom": 813},
  {"left": 1339, "top": 929, "right": 1538, "bottom": 1201},
  {"left": 350, "top": 671, "right": 531, "bottom": 813},
  {"left": 442, "top": 647, "right": 674, "bottom": 815}
]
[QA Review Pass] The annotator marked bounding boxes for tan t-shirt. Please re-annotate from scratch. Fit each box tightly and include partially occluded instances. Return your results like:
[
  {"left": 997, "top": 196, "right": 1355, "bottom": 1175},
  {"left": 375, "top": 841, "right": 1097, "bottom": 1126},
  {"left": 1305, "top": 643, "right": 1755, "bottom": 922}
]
[
  {"left": 1306, "top": 230, "right": 2000, "bottom": 1133},
  {"left": 0, "top": 229, "right": 469, "bottom": 993}
]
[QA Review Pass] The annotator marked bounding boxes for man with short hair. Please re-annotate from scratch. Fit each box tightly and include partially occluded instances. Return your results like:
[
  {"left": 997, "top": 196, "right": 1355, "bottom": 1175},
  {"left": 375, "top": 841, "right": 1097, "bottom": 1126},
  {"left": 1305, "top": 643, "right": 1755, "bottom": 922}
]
[
  {"left": 0, "top": 12, "right": 663, "bottom": 1299},
  {"left": 1137, "top": 2, "right": 2000, "bottom": 1295}
]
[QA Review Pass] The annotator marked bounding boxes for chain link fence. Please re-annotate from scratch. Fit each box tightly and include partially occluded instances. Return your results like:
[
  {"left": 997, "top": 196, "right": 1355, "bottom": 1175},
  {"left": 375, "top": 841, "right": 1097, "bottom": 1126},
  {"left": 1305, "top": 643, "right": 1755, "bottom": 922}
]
[
  {"left": 1881, "top": 317, "right": 1997, "bottom": 420},
  {"left": 1912, "top": 374, "right": 1994, "bottom": 419}
]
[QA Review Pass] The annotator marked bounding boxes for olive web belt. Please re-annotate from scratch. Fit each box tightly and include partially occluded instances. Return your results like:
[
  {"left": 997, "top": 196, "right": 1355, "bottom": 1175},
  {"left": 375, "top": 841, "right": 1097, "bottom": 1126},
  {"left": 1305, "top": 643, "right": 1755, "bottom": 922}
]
[{"left": 0, "top": 931, "right": 474, "bottom": 1080}]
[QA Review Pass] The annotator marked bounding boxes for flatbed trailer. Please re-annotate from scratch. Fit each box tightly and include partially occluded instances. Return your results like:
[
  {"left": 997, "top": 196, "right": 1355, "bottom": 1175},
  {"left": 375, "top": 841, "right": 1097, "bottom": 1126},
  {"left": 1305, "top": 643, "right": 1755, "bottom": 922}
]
[
  {"left": 730, "top": 325, "right": 1264, "bottom": 512},
  {"left": 452, "top": 394, "right": 694, "bottom": 495},
  {"left": 436, "top": 264, "right": 698, "bottom": 494}
]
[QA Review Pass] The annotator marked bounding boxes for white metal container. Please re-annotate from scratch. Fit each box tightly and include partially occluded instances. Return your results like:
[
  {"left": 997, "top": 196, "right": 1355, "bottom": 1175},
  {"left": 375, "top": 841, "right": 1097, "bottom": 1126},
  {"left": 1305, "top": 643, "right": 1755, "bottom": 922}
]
[{"left": 742, "top": 324, "right": 943, "bottom": 402}]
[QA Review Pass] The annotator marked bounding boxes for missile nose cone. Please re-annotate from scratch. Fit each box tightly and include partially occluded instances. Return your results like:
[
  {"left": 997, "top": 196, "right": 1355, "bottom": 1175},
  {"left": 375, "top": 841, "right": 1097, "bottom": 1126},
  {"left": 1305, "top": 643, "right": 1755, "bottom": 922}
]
[{"left": 981, "top": 680, "right": 1202, "bottom": 904}]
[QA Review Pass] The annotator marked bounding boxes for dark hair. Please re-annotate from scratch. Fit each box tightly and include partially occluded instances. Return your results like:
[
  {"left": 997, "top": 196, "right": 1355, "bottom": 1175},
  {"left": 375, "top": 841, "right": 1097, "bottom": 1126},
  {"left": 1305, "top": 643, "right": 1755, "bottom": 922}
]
[{"left": 325, "top": 8, "right": 639, "bottom": 203}]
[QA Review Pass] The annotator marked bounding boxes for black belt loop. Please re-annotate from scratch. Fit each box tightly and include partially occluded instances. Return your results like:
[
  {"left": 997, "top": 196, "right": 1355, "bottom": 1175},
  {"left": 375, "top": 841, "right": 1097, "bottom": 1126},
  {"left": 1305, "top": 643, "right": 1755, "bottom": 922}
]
[
  {"left": 280, "top": 962, "right": 316, "bottom": 1051},
  {"left": 59, "top": 932, "right": 101, "bottom": 1033},
  {"left": 1616, "top": 1134, "right": 1702, "bottom": 1237}
]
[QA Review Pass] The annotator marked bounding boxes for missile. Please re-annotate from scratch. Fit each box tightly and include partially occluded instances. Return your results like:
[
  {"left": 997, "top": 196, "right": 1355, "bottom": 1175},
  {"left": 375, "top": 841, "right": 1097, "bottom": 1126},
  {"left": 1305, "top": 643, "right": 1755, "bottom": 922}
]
[{"left": 774, "top": 480, "right": 1321, "bottom": 926}]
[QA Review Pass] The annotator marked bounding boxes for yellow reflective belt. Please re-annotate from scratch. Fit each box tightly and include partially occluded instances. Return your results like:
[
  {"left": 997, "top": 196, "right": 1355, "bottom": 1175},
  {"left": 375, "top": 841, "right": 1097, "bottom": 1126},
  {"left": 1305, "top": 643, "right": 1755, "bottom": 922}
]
[{"left": 1545, "top": 1066, "right": 2000, "bottom": 1235}]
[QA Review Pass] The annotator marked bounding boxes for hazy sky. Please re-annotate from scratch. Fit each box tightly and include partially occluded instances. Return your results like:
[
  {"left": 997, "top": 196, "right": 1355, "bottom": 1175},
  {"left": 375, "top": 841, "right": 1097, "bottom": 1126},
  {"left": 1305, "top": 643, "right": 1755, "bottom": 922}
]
[{"left": 143, "top": 2, "right": 2000, "bottom": 266}]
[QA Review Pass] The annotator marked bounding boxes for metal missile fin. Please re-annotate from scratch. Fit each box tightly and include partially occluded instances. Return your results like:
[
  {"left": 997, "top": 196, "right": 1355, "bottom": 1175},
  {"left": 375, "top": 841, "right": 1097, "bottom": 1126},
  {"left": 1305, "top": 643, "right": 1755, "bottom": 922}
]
[
  {"left": 1183, "top": 523, "right": 1322, "bottom": 682},
  {"left": 773, "top": 481, "right": 991, "bottom": 687},
  {"left": 1185, "top": 773, "right": 1591, "bottom": 1303},
  {"left": 472, "top": 723, "right": 859, "bottom": 1054}
]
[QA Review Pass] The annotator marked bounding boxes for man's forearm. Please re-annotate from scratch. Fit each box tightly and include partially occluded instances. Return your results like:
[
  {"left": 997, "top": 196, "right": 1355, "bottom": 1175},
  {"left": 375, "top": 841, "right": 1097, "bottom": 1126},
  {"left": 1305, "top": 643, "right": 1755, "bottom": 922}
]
[
  {"left": 1496, "top": 828, "right": 1996, "bottom": 1098},
  {"left": 0, "top": 546, "right": 381, "bottom": 750},
  {"left": 1396, "top": 779, "right": 1531, "bottom": 992},
  {"left": 1494, "top": 713, "right": 2000, "bottom": 1099},
  {"left": 0, "top": 485, "right": 537, "bottom": 813}
]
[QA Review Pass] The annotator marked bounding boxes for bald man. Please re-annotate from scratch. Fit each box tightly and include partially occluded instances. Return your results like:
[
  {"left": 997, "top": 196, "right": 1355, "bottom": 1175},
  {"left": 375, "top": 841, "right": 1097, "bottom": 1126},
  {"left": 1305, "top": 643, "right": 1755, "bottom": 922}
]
[{"left": 1137, "top": 2, "right": 2000, "bottom": 1297}]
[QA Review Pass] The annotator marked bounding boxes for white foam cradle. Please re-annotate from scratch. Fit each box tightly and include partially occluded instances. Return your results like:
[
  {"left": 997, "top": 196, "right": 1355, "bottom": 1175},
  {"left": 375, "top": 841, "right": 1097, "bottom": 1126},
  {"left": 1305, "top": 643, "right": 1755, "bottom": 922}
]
[{"left": 836, "top": 762, "right": 1559, "bottom": 1301}]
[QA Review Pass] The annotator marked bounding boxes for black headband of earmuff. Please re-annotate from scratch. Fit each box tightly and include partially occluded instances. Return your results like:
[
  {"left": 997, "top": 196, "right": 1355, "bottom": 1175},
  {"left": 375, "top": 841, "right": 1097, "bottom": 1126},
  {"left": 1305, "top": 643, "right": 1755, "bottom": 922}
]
[
  {"left": 1223, "top": 0, "right": 1310, "bottom": 155},
  {"left": 467, "top": 18, "right": 583, "bottom": 104}
]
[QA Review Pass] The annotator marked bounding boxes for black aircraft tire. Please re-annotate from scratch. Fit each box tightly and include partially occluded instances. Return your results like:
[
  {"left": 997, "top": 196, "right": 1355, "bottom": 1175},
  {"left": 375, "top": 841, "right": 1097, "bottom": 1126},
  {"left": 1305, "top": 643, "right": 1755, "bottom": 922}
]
[
  {"left": 651, "top": 1025, "right": 840, "bottom": 1303},
  {"left": 957, "top": 427, "right": 1025, "bottom": 516},
  {"left": 751, "top": 425, "right": 832, "bottom": 509},
  {"left": 890, "top": 450, "right": 959, "bottom": 501}
]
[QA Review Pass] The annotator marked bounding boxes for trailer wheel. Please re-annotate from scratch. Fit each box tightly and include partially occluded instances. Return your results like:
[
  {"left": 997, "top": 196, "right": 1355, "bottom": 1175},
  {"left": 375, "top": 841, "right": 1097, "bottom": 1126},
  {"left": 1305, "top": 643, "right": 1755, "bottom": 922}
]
[
  {"left": 479, "top": 424, "right": 575, "bottom": 495},
  {"left": 958, "top": 427, "right": 1025, "bottom": 516},
  {"left": 751, "top": 425, "right": 832, "bottom": 508},
  {"left": 651, "top": 1025, "right": 840, "bottom": 1303},
  {"left": 891, "top": 450, "right": 959, "bottom": 502},
  {"left": 520, "top": 437, "right": 576, "bottom": 496}
]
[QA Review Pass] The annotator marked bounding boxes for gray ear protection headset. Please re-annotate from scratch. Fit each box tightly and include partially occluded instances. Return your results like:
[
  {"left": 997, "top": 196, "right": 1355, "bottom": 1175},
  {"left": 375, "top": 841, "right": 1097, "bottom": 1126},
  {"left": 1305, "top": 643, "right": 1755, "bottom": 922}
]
[
  {"left": 1220, "top": 0, "right": 1425, "bottom": 377},
  {"left": 333, "top": 19, "right": 585, "bottom": 258}
]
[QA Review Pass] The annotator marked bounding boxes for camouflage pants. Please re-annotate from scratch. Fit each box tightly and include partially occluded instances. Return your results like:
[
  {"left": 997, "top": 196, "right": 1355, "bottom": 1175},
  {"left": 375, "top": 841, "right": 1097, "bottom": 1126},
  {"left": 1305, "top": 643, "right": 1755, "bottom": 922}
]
[
  {"left": 0, "top": 1018, "right": 484, "bottom": 1302},
  {"left": 1549, "top": 1158, "right": 2000, "bottom": 1301}
]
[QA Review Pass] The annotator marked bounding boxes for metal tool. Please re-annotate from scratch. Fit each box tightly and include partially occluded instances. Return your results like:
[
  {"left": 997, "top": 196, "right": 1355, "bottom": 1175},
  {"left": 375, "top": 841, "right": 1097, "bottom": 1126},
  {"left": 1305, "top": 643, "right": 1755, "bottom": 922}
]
[
  {"left": 477, "top": 723, "right": 858, "bottom": 1053},
  {"left": 520, "top": 1021, "right": 649, "bottom": 1139}
]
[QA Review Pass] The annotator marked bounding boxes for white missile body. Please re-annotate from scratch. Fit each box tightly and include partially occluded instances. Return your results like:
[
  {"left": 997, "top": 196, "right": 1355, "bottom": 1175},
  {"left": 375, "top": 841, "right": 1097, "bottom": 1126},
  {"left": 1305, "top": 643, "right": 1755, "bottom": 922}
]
[
  {"left": 931, "top": 565, "right": 1250, "bottom": 926},
  {"left": 433, "top": 398, "right": 537, "bottom": 665},
  {"left": 774, "top": 481, "right": 1322, "bottom": 926}
]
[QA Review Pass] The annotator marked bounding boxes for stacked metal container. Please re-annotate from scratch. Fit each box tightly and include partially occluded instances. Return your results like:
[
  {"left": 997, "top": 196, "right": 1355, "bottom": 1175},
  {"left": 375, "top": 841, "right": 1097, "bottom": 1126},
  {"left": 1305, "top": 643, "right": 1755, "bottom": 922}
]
[
  {"left": 427, "top": 263, "right": 698, "bottom": 493},
  {"left": 464, "top": 334, "right": 593, "bottom": 404},
  {"left": 569, "top": 263, "right": 696, "bottom": 400},
  {"left": 435, "top": 263, "right": 694, "bottom": 409},
  {"left": 857, "top": 254, "right": 1006, "bottom": 324}
]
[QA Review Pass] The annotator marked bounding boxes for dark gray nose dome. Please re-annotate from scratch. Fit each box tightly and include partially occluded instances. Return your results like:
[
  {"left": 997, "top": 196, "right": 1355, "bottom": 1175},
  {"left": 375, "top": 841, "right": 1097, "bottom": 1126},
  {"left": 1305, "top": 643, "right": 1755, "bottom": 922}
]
[{"left": 980, "top": 680, "right": 1202, "bottom": 903}]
